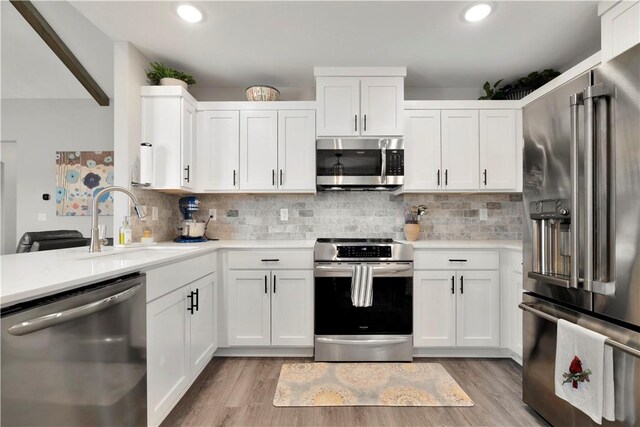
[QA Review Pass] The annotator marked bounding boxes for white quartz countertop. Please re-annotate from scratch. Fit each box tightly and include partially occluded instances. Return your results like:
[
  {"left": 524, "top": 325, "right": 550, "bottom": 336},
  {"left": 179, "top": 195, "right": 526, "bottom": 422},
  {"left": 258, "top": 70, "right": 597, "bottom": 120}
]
[
  {"left": 403, "top": 239, "right": 523, "bottom": 251},
  {"left": 0, "top": 238, "right": 519, "bottom": 308}
]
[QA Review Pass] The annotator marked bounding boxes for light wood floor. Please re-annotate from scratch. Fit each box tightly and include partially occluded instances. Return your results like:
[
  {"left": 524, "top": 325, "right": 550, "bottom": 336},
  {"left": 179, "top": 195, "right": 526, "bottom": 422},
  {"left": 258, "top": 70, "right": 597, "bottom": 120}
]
[{"left": 161, "top": 357, "right": 549, "bottom": 427}]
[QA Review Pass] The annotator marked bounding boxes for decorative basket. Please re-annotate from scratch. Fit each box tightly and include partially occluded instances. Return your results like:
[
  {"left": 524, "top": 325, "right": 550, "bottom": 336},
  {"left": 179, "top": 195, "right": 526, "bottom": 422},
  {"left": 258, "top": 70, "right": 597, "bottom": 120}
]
[
  {"left": 245, "top": 85, "right": 280, "bottom": 101},
  {"left": 505, "top": 89, "right": 534, "bottom": 100}
]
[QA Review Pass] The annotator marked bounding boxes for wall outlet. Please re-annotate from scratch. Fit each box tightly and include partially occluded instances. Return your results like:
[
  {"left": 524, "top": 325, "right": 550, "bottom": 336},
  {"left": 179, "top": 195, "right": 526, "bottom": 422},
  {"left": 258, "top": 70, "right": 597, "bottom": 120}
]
[
  {"left": 209, "top": 209, "right": 216, "bottom": 221},
  {"left": 280, "top": 208, "right": 289, "bottom": 221},
  {"left": 152, "top": 206, "right": 159, "bottom": 221},
  {"left": 37, "top": 213, "right": 46, "bottom": 222},
  {"left": 479, "top": 208, "right": 488, "bottom": 220}
]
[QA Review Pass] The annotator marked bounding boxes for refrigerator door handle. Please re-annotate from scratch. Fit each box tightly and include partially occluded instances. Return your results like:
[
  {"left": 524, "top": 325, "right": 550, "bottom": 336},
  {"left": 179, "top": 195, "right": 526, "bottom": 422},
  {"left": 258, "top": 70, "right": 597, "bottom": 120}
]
[
  {"left": 569, "top": 92, "right": 583, "bottom": 289},
  {"left": 583, "top": 82, "right": 611, "bottom": 293}
]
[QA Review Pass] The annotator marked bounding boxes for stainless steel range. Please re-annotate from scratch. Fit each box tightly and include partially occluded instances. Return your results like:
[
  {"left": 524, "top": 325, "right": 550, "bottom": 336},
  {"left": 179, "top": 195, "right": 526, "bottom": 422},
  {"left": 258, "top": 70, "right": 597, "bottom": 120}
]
[{"left": 314, "top": 238, "right": 414, "bottom": 361}]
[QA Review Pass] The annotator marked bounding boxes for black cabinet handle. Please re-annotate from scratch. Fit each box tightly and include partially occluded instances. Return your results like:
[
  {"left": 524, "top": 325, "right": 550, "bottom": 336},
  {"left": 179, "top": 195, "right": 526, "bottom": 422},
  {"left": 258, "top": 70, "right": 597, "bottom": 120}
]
[
  {"left": 187, "top": 291, "right": 194, "bottom": 314},
  {"left": 261, "top": 258, "right": 280, "bottom": 262},
  {"left": 364, "top": 114, "right": 367, "bottom": 131},
  {"left": 264, "top": 275, "right": 268, "bottom": 294},
  {"left": 272, "top": 170, "right": 275, "bottom": 186},
  {"left": 444, "top": 169, "right": 448, "bottom": 186},
  {"left": 437, "top": 170, "right": 440, "bottom": 186},
  {"left": 233, "top": 170, "right": 237, "bottom": 187},
  {"left": 194, "top": 288, "right": 199, "bottom": 312},
  {"left": 451, "top": 275, "right": 455, "bottom": 294},
  {"left": 460, "top": 276, "right": 464, "bottom": 294},
  {"left": 273, "top": 275, "right": 277, "bottom": 293},
  {"left": 184, "top": 165, "right": 190, "bottom": 183},
  {"left": 355, "top": 115, "right": 358, "bottom": 132},
  {"left": 448, "top": 259, "right": 468, "bottom": 262},
  {"left": 280, "top": 169, "right": 283, "bottom": 186},
  {"left": 483, "top": 169, "right": 487, "bottom": 186}
]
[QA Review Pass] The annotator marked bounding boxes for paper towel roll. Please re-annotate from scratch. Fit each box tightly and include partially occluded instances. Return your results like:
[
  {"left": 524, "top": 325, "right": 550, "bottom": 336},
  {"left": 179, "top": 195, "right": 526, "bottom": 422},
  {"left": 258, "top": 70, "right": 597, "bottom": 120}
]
[{"left": 140, "top": 143, "right": 153, "bottom": 185}]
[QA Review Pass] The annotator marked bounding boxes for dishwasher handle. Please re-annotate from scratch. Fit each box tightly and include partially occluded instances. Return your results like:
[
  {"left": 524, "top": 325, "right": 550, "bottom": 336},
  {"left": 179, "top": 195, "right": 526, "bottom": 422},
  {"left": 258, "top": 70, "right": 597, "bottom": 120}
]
[{"left": 7, "top": 283, "right": 143, "bottom": 336}]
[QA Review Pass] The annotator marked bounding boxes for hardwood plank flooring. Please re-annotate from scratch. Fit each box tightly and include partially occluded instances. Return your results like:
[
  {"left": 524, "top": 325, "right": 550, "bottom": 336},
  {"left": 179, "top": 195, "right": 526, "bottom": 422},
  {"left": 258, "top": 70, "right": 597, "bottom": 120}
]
[{"left": 161, "top": 358, "right": 549, "bottom": 427}]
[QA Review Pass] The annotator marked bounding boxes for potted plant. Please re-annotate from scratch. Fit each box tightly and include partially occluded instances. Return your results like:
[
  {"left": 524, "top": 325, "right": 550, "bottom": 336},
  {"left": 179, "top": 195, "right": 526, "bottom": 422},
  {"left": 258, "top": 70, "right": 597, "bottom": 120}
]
[
  {"left": 478, "top": 69, "right": 560, "bottom": 100},
  {"left": 146, "top": 62, "right": 196, "bottom": 89},
  {"left": 403, "top": 205, "right": 427, "bottom": 241}
]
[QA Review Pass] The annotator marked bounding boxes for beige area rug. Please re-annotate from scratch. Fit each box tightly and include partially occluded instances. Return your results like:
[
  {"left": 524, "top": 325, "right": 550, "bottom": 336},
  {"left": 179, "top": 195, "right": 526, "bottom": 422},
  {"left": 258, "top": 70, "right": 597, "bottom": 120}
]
[{"left": 273, "top": 362, "right": 474, "bottom": 407}]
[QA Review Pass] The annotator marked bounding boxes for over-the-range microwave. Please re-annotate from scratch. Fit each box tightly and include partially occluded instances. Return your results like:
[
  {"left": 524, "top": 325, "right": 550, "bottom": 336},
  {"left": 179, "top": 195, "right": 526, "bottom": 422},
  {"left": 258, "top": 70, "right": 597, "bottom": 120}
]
[{"left": 316, "top": 138, "right": 404, "bottom": 190}]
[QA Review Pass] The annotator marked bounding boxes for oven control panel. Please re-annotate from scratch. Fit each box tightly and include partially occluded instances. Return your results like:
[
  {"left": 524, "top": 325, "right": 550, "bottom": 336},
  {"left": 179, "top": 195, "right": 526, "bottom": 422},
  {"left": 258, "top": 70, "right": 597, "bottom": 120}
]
[{"left": 337, "top": 245, "right": 392, "bottom": 258}]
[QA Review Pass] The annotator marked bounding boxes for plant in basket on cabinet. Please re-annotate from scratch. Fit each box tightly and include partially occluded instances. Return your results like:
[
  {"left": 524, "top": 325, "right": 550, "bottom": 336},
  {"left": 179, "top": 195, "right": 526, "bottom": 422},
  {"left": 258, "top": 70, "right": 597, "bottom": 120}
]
[{"left": 403, "top": 205, "right": 427, "bottom": 241}]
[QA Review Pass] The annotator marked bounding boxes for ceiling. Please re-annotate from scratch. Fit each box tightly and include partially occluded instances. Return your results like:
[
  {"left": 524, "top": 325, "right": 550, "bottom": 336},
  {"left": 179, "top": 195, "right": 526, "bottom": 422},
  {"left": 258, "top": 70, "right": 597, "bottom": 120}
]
[
  {"left": 69, "top": 0, "right": 601, "bottom": 90},
  {"left": 1, "top": 1, "right": 114, "bottom": 99},
  {"left": 1, "top": 1, "right": 601, "bottom": 99}
]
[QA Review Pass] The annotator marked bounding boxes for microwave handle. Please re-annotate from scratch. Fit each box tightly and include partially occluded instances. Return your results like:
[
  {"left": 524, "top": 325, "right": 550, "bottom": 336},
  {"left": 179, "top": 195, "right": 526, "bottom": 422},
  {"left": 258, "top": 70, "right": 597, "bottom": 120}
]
[{"left": 380, "top": 139, "right": 387, "bottom": 184}]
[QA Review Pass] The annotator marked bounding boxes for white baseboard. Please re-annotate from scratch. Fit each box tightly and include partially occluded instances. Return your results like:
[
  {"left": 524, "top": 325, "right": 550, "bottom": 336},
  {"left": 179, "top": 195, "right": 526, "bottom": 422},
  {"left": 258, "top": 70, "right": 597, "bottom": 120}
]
[
  {"left": 413, "top": 347, "right": 512, "bottom": 358},
  {"left": 214, "top": 347, "right": 314, "bottom": 358}
]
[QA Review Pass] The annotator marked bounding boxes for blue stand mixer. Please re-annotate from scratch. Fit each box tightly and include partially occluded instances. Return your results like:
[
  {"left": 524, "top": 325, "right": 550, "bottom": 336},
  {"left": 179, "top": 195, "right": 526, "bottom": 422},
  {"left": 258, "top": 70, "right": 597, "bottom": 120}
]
[{"left": 174, "top": 196, "right": 211, "bottom": 243}]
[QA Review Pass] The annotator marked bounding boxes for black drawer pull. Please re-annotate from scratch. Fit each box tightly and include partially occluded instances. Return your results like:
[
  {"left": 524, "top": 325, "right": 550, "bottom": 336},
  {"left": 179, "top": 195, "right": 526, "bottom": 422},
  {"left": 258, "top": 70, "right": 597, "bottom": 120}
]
[
  {"left": 264, "top": 275, "right": 268, "bottom": 294},
  {"left": 460, "top": 276, "right": 464, "bottom": 294},
  {"left": 448, "top": 259, "right": 468, "bottom": 262},
  {"left": 261, "top": 258, "right": 280, "bottom": 262}
]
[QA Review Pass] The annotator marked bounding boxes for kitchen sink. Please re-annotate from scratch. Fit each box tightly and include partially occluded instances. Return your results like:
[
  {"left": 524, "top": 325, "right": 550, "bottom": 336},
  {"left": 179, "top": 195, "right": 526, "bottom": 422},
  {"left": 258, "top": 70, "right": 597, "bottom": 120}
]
[{"left": 74, "top": 245, "right": 198, "bottom": 261}]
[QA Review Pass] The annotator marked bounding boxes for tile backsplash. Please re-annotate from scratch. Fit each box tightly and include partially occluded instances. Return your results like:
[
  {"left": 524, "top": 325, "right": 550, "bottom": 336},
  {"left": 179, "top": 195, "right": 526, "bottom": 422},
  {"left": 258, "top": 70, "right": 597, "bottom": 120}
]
[
  {"left": 129, "top": 188, "right": 181, "bottom": 242},
  {"left": 181, "top": 192, "right": 525, "bottom": 241}
]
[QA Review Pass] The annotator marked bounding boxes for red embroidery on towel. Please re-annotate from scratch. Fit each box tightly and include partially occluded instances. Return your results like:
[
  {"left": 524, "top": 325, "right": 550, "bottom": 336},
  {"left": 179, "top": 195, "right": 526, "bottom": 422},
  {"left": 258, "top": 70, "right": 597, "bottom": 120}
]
[{"left": 562, "top": 355, "right": 593, "bottom": 389}]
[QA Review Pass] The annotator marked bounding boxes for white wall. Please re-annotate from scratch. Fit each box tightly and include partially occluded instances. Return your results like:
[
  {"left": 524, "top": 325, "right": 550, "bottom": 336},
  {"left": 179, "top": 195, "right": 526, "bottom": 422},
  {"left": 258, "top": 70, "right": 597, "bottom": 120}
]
[
  {"left": 112, "top": 41, "right": 150, "bottom": 232},
  {"left": 1, "top": 141, "right": 18, "bottom": 254},
  {"left": 0, "top": 99, "right": 114, "bottom": 244},
  {"left": 189, "top": 85, "right": 482, "bottom": 101}
]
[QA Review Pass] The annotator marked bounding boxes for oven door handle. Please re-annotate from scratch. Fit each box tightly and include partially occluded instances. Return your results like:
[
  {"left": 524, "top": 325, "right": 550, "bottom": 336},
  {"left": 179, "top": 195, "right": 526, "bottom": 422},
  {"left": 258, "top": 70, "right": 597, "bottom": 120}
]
[
  {"left": 316, "top": 337, "right": 411, "bottom": 346},
  {"left": 314, "top": 264, "right": 413, "bottom": 277}
]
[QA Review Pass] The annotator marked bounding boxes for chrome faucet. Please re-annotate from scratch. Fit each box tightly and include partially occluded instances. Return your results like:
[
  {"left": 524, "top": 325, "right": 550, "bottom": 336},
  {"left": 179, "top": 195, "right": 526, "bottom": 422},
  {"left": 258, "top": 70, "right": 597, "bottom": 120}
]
[{"left": 90, "top": 186, "right": 146, "bottom": 252}]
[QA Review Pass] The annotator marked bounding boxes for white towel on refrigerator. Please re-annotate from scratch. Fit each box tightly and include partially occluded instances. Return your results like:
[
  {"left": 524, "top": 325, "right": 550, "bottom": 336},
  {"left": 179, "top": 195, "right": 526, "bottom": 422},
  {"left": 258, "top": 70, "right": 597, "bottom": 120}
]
[{"left": 554, "top": 319, "right": 615, "bottom": 424}]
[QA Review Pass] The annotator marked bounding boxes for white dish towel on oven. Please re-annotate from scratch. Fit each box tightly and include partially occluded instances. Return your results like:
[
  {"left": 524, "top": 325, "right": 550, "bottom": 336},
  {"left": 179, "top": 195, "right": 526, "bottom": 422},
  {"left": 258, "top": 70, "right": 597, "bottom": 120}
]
[
  {"left": 554, "top": 319, "right": 615, "bottom": 424},
  {"left": 351, "top": 264, "right": 373, "bottom": 307}
]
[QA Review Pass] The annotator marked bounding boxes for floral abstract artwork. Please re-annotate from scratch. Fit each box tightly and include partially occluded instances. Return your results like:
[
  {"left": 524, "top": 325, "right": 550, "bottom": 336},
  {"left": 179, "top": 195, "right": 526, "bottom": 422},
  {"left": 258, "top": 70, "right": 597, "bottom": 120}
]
[{"left": 56, "top": 151, "right": 114, "bottom": 216}]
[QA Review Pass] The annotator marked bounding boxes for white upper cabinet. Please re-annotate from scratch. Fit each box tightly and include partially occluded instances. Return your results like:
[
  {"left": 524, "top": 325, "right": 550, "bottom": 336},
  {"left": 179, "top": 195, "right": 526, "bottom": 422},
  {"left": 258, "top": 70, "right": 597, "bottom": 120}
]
[
  {"left": 316, "top": 77, "right": 360, "bottom": 137},
  {"left": 197, "top": 110, "right": 240, "bottom": 191},
  {"left": 600, "top": 1, "right": 640, "bottom": 62},
  {"left": 479, "top": 109, "right": 518, "bottom": 190},
  {"left": 360, "top": 77, "right": 404, "bottom": 136},
  {"left": 315, "top": 69, "right": 405, "bottom": 137},
  {"left": 240, "top": 110, "right": 279, "bottom": 191},
  {"left": 277, "top": 110, "right": 316, "bottom": 191},
  {"left": 141, "top": 88, "right": 197, "bottom": 191},
  {"left": 403, "top": 110, "right": 442, "bottom": 191},
  {"left": 441, "top": 110, "right": 480, "bottom": 190}
]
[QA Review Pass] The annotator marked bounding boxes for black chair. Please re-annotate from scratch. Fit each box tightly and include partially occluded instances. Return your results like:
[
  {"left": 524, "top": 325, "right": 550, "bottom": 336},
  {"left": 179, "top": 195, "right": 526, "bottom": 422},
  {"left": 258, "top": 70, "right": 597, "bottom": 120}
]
[{"left": 16, "top": 230, "right": 89, "bottom": 253}]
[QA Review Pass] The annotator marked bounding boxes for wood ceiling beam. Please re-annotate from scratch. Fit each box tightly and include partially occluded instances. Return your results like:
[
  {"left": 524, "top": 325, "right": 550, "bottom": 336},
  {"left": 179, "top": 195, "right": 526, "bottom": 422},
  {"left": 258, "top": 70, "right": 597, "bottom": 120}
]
[{"left": 10, "top": 0, "right": 110, "bottom": 106}]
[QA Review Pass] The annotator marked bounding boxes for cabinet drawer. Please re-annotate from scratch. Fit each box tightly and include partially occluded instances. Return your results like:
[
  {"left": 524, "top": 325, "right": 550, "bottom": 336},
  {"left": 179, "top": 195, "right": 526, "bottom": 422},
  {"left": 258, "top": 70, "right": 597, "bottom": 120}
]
[
  {"left": 146, "top": 252, "right": 216, "bottom": 302},
  {"left": 415, "top": 250, "right": 499, "bottom": 270},
  {"left": 227, "top": 250, "right": 313, "bottom": 270}
]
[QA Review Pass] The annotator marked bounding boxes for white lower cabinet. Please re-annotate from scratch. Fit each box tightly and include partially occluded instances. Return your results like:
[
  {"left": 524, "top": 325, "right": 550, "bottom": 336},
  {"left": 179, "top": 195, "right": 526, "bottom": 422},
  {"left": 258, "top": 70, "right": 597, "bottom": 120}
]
[
  {"left": 414, "top": 250, "right": 500, "bottom": 348},
  {"left": 146, "top": 254, "right": 217, "bottom": 427},
  {"left": 501, "top": 249, "right": 523, "bottom": 361},
  {"left": 227, "top": 267, "right": 313, "bottom": 347}
]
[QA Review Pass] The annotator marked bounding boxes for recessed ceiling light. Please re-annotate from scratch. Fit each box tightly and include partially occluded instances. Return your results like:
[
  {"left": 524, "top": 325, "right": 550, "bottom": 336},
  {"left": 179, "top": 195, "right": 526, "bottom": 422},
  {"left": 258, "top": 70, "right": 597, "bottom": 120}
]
[
  {"left": 177, "top": 5, "right": 203, "bottom": 23},
  {"left": 464, "top": 3, "right": 492, "bottom": 22}
]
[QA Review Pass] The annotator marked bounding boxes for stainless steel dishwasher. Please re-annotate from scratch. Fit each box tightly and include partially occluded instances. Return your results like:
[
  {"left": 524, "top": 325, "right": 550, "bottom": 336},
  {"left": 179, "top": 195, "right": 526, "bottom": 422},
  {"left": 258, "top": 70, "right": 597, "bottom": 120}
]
[{"left": 1, "top": 273, "right": 146, "bottom": 426}]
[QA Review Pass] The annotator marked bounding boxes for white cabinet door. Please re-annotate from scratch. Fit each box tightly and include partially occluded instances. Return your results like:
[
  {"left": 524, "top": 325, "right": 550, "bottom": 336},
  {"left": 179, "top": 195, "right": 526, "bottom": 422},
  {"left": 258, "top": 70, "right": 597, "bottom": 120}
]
[
  {"left": 142, "top": 96, "right": 181, "bottom": 189},
  {"left": 456, "top": 270, "right": 500, "bottom": 347},
  {"left": 181, "top": 99, "right": 196, "bottom": 189},
  {"left": 441, "top": 110, "right": 479, "bottom": 190},
  {"left": 227, "top": 270, "right": 271, "bottom": 346},
  {"left": 601, "top": 1, "right": 640, "bottom": 62},
  {"left": 413, "top": 270, "right": 456, "bottom": 347},
  {"left": 479, "top": 110, "right": 517, "bottom": 190},
  {"left": 316, "top": 77, "right": 360, "bottom": 137},
  {"left": 403, "top": 110, "right": 442, "bottom": 190},
  {"left": 511, "top": 269, "right": 523, "bottom": 358},
  {"left": 271, "top": 269, "right": 314, "bottom": 346},
  {"left": 147, "top": 286, "right": 190, "bottom": 426},
  {"left": 240, "top": 110, "right": 278, "bottom": 190},
  {"left": 197, "top": 110, "right": 239, "bottom": 191},
  {"left": 277, "top": 110, "right": 316, "bottom": 191},
  {"left": 189, "top": 274, "right": 216, "bottom": 377},
  {"left": 360, "top": 77, "right": 404, "bottom": 136}
]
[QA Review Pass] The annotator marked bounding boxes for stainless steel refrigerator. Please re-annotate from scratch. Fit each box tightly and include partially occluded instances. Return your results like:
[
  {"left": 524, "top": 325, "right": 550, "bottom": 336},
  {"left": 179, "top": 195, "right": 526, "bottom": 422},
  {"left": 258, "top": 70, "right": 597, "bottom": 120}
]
[{"left": 522, "top": 43, "right": 640, "bottom": 426}]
